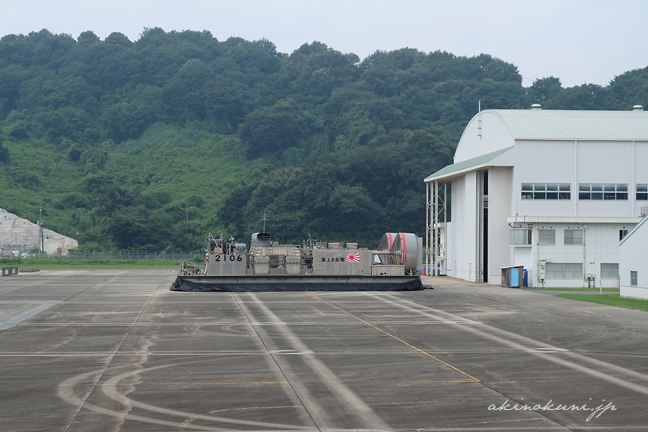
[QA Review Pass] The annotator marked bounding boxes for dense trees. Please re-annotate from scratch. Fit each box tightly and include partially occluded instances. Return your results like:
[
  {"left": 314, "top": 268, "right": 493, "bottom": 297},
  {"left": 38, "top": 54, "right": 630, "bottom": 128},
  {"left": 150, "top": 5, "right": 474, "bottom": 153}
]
[
  {"left": 1, "top": 29, "right": 647, "bottom": 250},
  {"left": 0, "top": 137, "right": 9, "bottom": 163},
  {"left": 239, "top": 99, "right": 319, "bottom": 158}
]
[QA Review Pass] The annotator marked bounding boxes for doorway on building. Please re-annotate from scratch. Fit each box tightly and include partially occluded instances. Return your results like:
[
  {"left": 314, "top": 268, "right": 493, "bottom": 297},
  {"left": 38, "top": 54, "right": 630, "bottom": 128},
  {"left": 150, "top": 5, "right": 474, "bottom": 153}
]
[{"left": 479, "top": 170, "right": 489, "bottom": 283}]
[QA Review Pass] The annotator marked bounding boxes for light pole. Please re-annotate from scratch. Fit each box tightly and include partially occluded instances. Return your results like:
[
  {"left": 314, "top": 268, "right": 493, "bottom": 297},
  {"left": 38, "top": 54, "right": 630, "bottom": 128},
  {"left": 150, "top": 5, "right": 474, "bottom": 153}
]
[{"left": 37, "top": 209, "right": 44, "bottom": 255}]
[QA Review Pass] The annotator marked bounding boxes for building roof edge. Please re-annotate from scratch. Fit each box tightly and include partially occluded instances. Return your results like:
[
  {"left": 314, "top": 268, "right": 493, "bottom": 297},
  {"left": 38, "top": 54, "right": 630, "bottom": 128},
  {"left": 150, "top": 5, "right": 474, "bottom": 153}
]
[
  {"left": 620, "top": 214, "right": 648, "bottom": 246},
  {"left": 424, "top": 146, "right": 513, "bottom": 182}
]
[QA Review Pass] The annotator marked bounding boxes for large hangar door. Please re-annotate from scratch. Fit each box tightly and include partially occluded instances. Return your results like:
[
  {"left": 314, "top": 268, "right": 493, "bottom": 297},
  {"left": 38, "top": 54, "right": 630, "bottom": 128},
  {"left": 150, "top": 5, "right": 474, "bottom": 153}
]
[{"left": 478, "top": 170, "right": 489, "bottom": 283}]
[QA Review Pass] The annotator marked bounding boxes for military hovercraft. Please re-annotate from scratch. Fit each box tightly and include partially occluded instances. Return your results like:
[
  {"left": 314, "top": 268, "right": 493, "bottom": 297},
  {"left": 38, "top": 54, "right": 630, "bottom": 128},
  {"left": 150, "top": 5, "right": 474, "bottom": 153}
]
[{"left": 171, "top": 231, "right": 423, "bottom": 292}]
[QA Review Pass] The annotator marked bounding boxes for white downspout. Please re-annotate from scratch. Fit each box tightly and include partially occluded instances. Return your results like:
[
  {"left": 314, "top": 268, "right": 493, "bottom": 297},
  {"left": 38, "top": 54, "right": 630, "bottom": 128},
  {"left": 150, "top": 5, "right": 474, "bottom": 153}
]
[
  {"left": 574, "top": 140, "right": 578, "bottom": 217},
  {"left": 632, "top": 140, "right": 635, "bottom": 217}
]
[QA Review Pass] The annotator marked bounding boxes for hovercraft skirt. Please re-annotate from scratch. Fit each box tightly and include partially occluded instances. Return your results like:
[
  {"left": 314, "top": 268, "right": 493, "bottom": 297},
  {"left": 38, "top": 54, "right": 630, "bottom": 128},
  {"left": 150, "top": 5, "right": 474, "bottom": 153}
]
[{"left": 171, "top": 275, "right": 423, "bottom": 292}]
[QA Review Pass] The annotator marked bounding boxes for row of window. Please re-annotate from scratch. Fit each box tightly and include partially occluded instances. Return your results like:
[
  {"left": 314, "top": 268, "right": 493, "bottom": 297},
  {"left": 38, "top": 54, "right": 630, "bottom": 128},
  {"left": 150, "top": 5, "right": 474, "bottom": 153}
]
[
  {"left": 545, "top": 263, "right": 620, "bottom": 280},
  {"left": 579, "top": 183, "right": 627, "bottom": 200},
  {"left": 511, "top": 228, "right": 585, "bottom": 245},
  {"left": 521, "top": 183, "right": 648, "bottom": 201},
  {"left": 512, "top": 228, "right": 628, "bottom": 246},
  {"left": 538, "top": 229, "right": 583, "bottom": 245},
  {"left": 521, "top": 183, "right": 571, "bottom": 200},
  {"left": 545, "top": 263, "right": 583, "bottom": 279}
]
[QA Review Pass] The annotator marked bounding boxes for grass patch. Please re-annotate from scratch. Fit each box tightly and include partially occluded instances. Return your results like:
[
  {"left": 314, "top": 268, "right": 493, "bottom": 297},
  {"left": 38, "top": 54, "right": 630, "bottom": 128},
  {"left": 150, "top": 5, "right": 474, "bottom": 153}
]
[
  {"left": 1, "top": 258, "right": 180, "bottom": 270},
  {"left": 557, "top": 294, "right": 648, "bottom": 312},
  {"left": 522, "top": 287, "right": 620, "bottom": 292}
]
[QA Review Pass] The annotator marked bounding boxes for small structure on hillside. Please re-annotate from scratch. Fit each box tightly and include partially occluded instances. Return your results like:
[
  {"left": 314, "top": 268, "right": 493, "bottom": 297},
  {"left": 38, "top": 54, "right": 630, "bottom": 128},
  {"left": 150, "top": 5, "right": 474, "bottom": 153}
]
[{"left": 0, "top": 209, "right": 78, "bottom": 256}]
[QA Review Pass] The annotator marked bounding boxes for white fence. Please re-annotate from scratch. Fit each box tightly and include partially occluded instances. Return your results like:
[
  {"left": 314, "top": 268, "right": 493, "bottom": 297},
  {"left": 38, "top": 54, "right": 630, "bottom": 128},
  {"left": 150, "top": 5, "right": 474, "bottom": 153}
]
[{"left": 3, "top": 250, "right": 202, "bottom": 260}]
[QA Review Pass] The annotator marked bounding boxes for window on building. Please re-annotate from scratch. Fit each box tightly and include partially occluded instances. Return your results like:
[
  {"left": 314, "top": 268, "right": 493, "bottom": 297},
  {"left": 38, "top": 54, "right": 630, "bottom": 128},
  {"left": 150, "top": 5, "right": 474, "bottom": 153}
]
[
  {"left": 637, "top": 184, "right": 648, "bottom": 201},
  {"left": 538, "top": 229, "right": 555, "bottom": 245},
  {"left": 545, "top": 263, "right": 561, "bottom": 279},
  {"left": 558, "top": 184, "right": 571, "bottom": 200},
  {"left": 564, "top": 229, "right": 583, "bottom": 245},
  {"left": 631, "top": 271, "right": 638, "bottom": 286},
  {"left": 522, "top": 183, "right": 571, "bottom": 200},
  {"left": 546, "top": 263, "right": 583, "bottom": 279},
  {"left": 601, "top": 263, "right": 619, "bottom": 280},
  {"left": 620, "top": 229, "right": 629, "bottom": 241},
  {"left": 579, "top": 183, "right": 628, "bottom": 200},
  {"left": 564, "top": 263, "right": 583, "bottom": 279},
  {"left": 510, "top": 228, "right": 532, "bottom": 245}
]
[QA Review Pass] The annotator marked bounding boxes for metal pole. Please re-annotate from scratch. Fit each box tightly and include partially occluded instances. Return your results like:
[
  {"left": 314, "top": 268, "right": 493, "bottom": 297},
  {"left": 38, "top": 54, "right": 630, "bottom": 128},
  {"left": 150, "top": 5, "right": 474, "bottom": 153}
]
[
  {"left": 444, "top": 182, "right": 448, "bottom": 275},
  {"left": 429, "top": 181, "right": 434, "bottom": 276},
  {"left": 430, "top": 181, "right": 434, "bottom": 276},
  {"left": 38, "top": 209, "right": 44, "bottom": 253},
  {"left": 434, "top": 181, "right": 439, "bottom": 276},
  {"left": 425, "top": 181, "right": 430, "bottom": 275},
  {"left": 428, "top": 181, "right": 433, "bottom": 276}
]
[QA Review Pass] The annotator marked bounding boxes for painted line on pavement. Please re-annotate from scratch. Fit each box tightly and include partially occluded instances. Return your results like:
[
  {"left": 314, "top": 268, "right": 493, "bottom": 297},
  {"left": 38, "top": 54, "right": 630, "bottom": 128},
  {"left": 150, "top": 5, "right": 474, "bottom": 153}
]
[
  {"left": 0, "top": 301, "right": 60, "bottom": 330},
  {"left": 306, "top": 291, "right": 480, "bottom": 382}
]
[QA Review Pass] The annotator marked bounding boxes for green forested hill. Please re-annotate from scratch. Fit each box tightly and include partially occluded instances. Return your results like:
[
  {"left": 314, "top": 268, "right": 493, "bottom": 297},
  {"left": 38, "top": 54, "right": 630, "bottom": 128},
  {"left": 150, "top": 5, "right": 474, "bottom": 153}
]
[{"left": 1, "top": 28, "right": 647, "bottom": 250}]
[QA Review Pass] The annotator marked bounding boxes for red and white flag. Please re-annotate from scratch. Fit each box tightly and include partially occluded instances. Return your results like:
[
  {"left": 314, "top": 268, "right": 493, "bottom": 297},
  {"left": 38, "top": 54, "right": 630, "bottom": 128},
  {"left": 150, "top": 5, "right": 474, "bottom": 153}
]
[{"left": 346, "top": 253, "right": 360, "bottom": 263}]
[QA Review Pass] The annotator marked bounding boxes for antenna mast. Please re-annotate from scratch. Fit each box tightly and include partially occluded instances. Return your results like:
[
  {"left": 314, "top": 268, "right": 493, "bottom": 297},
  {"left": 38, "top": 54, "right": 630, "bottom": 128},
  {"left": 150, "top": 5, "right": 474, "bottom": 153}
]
[
  {"left": 37, "top": 209, "right": 44, "bottom": 253},
  {"left": 478, "top": 100, "right": 482, "bottom": 139}
]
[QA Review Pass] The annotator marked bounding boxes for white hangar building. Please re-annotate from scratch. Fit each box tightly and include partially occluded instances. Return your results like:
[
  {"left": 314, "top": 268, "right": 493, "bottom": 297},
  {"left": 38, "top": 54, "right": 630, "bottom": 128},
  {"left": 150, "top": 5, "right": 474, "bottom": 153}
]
[
  {"left": 424, "top": 106, "right": 648, "bottom": 287},
  {"left": 619, "top": 215, "right": 648, "bottom": 299}
]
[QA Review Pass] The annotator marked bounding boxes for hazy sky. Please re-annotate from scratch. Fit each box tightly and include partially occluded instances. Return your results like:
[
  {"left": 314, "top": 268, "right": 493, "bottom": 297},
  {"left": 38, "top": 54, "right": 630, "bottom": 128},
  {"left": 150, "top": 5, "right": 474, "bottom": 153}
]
[{"left": 2, "top": 0, "right": 648, "bottom": 88}]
